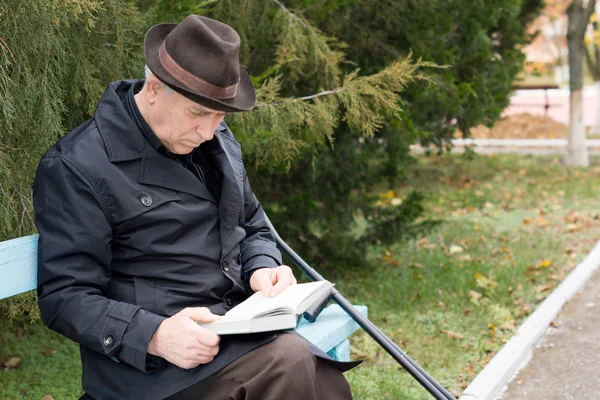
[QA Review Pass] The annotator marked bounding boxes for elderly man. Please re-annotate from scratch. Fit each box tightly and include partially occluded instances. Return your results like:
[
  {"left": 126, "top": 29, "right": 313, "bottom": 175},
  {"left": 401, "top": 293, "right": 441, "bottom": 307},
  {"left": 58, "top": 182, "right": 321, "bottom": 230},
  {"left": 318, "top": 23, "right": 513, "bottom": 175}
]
[{"left": 33, "top": 15, "right": 357, "bottom": 400}]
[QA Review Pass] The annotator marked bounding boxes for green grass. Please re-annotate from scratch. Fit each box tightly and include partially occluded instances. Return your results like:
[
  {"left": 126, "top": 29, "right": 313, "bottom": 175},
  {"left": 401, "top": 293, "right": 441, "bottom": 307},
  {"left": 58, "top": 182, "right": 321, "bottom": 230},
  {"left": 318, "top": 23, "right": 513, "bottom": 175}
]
[
  {"left": 340, "top": 153, "right": 600, "bottom": 398},
  {"left": 2, "top": 153, "right": 600, "bottom": 399}
]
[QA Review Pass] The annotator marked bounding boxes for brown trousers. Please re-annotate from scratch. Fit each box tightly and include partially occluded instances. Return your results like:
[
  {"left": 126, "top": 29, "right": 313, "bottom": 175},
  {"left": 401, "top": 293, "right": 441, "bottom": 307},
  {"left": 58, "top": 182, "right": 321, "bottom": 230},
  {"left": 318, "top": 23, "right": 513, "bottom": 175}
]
[{"left": 168, "top": 333, "right": 353, "bottom": 400}]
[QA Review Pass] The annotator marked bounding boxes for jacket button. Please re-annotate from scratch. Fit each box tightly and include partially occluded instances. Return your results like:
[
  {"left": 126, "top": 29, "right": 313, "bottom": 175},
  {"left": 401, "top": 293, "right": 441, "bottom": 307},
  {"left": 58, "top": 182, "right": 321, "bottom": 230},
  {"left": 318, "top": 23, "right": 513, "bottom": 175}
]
[
  {"left": 221, "top": 260, "right": 229, "bottom": 272},
  {"left": 140, "top": 194, "right": 152, "bottom": 207},
  {"left": 103, "top": 334, "right": 115, "bottom": 347},
  {"left": 225, "top": 297, "right": 232, "bottom": 306}
]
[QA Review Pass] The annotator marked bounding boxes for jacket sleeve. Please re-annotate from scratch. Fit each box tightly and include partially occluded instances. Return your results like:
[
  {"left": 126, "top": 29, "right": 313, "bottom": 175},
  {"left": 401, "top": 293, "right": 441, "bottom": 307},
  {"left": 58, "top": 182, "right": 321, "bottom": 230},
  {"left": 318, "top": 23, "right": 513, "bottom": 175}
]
[
  {"left": 239, "top": 172, "right": 283, "bottom": 291},
  {"left": 33, "top": 156, "right": 166, "bottom": 373}
]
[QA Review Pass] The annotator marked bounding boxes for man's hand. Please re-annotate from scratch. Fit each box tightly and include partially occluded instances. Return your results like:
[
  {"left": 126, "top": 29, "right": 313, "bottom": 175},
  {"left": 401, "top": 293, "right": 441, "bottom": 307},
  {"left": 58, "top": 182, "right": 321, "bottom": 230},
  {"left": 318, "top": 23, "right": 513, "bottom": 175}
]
[
  {"left": 250, "top": 265, "right": 297, "bottom": 297},
  {"left": 147, "top": 307, "right": 221, "bottom": 369}
]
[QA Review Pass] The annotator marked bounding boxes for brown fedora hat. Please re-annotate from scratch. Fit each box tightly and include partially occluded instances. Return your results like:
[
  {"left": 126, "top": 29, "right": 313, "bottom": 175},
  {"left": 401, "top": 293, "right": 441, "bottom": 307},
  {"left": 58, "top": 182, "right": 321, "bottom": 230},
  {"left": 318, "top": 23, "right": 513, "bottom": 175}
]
[{"left": 144, "top": 15, "right": 255, "bottom": 112}]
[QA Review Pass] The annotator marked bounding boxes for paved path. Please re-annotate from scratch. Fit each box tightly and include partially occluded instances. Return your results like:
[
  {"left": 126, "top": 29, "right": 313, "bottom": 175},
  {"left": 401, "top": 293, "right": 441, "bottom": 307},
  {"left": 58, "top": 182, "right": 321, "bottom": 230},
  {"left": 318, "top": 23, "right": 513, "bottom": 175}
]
[{"left": 501, "top": 270, "right": 600, "bottom": 399}]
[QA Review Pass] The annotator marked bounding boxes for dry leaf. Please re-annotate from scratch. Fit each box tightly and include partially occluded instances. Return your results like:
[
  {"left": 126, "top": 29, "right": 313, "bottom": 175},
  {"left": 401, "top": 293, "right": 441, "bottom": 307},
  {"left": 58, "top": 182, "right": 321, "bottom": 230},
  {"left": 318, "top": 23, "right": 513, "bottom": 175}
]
[
  {"left": 416, "top": 237, "right": 428, "bottom": 247},
  {"left": 449, "top": 245, "right": 464, "bottom": 254},
  {"left": 522, "top": 218, "right": 532, "bottom": 225},
  {"left": 536, "top": 259, "right": 552, "bottom": 269},
  {"left": 4, "top": 357, "right": 21, "bottom": 368},
  {"left": 535, "top": 284, "right": 554, "bottom": 293},
  {"left": 565, "top": 212, "right": 579, "bottom": 223},
  {"left": 566, "top": 223, "right": 579, "bottom": 233},
  {"left": 41, "top": 395, "right": 55, "bottom": 400},
  {"left": 469, "top": 290, "right": 483, "bottom": 300},
  {"left": 499, "top": 321, "right": 516, "bottom": 331},
  {"left": 536, "top": 217, "right": 550, "bottom": 226},
  {"left": 447, "top": 330, "right": 464, "bottom": 340}
]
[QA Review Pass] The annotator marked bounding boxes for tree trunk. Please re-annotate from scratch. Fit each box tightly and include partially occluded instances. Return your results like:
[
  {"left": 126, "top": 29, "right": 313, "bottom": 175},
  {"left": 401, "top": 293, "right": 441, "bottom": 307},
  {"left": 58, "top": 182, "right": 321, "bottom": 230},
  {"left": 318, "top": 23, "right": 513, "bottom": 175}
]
[
  {"left": 565, "top": 0, "right": 594, "bottom": 167},
  {"left": 595, "top": 81, "right": 600, "bottom": 133}
]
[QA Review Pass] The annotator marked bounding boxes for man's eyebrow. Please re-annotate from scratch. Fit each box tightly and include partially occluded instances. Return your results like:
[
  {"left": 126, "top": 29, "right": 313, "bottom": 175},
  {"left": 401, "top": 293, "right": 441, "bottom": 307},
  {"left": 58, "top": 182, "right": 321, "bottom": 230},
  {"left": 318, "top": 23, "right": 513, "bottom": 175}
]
[{"left": 190, "top": 107, "right": 227, "bottom": 116}]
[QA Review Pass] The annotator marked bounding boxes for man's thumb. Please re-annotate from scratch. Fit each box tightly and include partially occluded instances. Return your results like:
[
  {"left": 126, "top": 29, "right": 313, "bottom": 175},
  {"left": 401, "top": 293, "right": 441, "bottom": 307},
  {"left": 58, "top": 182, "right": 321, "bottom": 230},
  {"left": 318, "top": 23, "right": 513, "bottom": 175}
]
[{"left": 180, "top": 307, "right": 220, "bottom": 323}]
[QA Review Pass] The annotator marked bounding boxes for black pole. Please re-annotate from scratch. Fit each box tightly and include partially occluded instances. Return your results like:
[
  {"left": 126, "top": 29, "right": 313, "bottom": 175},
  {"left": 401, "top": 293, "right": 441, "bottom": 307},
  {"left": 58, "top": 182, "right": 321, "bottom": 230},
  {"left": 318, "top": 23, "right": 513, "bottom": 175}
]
[{"left": 264, "top": 215, "right": 456, "bottom": 400}]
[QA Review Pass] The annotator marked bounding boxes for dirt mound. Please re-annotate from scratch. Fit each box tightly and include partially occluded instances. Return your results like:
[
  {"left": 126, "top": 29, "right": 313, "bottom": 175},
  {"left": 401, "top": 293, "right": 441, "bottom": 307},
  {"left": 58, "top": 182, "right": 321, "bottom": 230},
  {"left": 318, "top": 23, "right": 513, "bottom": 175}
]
[{"left": 456, "top": 113, "right": 568, "bottom": 139}]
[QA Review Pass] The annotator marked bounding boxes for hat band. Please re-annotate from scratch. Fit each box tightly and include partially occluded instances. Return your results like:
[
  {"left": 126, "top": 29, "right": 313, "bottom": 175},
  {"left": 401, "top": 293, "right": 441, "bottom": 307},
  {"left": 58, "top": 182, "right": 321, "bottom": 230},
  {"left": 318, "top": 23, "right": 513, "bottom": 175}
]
[{"left": 159, "top": 42, "right": 239, "bottom": 100}]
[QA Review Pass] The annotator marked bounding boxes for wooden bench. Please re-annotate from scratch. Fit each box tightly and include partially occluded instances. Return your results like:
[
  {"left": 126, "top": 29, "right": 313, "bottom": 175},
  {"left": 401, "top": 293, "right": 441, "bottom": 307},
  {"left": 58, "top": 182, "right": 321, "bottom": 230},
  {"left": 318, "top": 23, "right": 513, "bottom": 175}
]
[{"left": 0, "top": 234, "right": 366, "bottom": 362}]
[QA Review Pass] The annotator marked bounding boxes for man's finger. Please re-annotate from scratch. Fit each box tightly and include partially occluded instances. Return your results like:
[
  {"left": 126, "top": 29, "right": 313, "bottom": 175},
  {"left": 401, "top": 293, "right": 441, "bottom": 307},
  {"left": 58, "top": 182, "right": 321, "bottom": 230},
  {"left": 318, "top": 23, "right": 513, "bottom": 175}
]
[
  {"left": 180, "top": 307, "right": 220, "bottom": 323},
  {"left": 195, "top": 327, "right": 221, "bottom": 347},
  {"left": 269, "top": 273, "right": 293, "bottom": 297},
  {"left": 255, "top": 271, "right": 275, "bottom": 296}
]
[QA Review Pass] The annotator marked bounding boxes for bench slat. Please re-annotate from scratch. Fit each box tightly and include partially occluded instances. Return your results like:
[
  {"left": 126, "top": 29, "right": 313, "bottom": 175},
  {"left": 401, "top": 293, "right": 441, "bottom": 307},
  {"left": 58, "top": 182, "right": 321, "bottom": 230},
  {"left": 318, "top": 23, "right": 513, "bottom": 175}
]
[
  {"left": 327, "top": 338, "right": 350, "bottom": 361},
  {"left": 0, "top": 234, "right": 38, "bottom": 300},
  {"left": 297, "top": 304, "right": 367, "bottom": 356}
]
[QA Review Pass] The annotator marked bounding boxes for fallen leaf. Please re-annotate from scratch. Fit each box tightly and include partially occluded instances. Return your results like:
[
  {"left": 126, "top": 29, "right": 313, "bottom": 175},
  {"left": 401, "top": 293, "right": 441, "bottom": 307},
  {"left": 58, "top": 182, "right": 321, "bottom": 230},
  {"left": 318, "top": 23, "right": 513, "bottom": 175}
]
[
  {"left": 447, "top": 331, "right": 464, "bottom": 340},
  {"left": 566, "top": 223, "right": 579, "bottom": 233},
  {"left": 3, "top": 357, "right": 20, "bottom": 368},
  {"left": 536, "top": 217, "right": 550, "bottom": 226},
  {"left": 536, "top": 259, "right": 552, "bottom": 269},
  {"left": 41, "top": 395, "right": 54, "bottom": 400},
  {"left": 449, "top": 245, "right": 464, "bottom": 254},
  {"left": 565, "top": 212, "right": 579, "bottom": 223},
  {"left": 535, "top": 283, "right": 554, "bottom": 293},
  {"left": 499, "top": 321, "right": 516, "bottom": 331},
  {"left": 523, "top": 218, "right": 532, "bottom": 226},
  {"left": 469, "top": 290, "right": 483, "bottom": 300}
]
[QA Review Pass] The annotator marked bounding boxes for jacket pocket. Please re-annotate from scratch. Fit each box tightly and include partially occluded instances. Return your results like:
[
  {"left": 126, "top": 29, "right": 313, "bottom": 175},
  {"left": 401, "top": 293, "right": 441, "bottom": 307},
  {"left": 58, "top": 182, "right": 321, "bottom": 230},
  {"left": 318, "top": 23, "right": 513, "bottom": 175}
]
[{"left": 112, "top": 189, "right": 181, "bottom": 225}]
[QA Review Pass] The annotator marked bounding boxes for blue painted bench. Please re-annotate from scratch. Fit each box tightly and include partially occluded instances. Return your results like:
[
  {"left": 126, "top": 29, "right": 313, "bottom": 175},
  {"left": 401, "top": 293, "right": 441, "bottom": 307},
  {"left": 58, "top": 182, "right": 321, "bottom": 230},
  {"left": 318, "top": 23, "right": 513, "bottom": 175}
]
[{"left": 0, "top": 234, "right": 366, "bottom": 361}]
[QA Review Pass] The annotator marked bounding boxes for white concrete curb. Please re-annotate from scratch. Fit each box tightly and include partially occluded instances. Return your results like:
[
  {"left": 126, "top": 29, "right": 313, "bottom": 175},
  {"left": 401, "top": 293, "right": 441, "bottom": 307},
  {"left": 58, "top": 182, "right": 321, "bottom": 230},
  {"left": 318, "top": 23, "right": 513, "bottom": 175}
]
[
  {"left": 459, "top": 239, "right": 600, "bottom": 400},
  {"left": 451, "top": 138, "right": 600, "bottom": 148}
]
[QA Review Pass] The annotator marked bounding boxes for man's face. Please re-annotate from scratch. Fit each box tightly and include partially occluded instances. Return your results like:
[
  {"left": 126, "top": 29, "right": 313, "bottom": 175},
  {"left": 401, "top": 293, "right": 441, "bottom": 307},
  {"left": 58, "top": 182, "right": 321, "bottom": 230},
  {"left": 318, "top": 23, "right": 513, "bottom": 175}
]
[{"left": 144, "top": 77, "right": 228, "bottom": 155}]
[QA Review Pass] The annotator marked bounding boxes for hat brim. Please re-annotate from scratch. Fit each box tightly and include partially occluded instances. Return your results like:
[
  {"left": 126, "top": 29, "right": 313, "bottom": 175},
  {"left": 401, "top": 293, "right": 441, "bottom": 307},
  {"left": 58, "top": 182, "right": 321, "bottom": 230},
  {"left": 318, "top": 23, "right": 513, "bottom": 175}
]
[{"left": 144, "top": 23, "right": 256, "bottom": 113}]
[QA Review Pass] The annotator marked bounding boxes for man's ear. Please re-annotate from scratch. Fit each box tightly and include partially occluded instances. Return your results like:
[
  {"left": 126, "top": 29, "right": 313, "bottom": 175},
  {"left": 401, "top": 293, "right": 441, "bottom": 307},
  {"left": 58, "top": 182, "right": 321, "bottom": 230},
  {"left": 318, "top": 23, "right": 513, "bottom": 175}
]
[{"left": 145, "top": 75, "right": 163, "bottom": 105}]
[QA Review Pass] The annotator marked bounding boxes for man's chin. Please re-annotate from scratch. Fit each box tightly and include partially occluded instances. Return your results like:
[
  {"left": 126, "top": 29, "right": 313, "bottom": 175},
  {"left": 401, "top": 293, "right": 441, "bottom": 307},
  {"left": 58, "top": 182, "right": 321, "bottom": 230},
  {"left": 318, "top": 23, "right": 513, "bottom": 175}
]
[{"left": 171, "top": 145, "right": 196, "bottom": 155}]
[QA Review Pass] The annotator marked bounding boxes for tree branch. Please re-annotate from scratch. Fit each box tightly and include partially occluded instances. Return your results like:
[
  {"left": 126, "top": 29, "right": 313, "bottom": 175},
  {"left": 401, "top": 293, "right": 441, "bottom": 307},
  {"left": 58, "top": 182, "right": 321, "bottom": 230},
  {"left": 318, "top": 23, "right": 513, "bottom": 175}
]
[
  {"left": 271, "top": 0, "right": 310, "bottom": 29},
  {"left": 255, "top": 88, "right": 346, "bottom": 107},
  {"left": 585, "top": 0, "right": 597, "bottom": 22},
  {"left": 0, "top": 36, "right": 16, "bottom": 64}
]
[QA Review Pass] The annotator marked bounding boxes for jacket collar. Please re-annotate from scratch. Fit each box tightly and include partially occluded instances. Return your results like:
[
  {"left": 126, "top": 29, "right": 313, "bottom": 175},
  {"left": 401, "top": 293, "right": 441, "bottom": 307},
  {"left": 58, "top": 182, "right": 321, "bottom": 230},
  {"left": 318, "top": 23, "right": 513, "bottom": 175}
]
[{"left": 95, "top": 80, "right": 147, "bottom": 162}]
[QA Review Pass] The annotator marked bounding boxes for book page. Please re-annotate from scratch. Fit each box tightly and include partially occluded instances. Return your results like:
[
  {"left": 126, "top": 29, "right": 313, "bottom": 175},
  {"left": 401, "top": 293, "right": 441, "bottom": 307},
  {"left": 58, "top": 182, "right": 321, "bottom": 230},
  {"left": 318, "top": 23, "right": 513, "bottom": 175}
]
[{"left": 223, "top": 281, "right": 331, "bottom": 321}]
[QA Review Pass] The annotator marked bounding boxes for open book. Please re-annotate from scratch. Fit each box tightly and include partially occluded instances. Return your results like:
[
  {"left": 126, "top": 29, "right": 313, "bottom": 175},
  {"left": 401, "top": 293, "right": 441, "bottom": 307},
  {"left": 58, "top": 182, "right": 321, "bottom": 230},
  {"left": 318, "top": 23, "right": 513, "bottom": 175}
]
[{"left": 198, "top": 280, "right": 334, "bottom": 335}]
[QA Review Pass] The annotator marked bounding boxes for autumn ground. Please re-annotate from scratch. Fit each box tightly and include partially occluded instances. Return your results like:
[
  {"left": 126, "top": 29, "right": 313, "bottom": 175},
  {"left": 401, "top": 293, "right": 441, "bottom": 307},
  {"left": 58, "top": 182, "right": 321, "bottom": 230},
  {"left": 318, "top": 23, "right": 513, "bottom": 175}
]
[
  {"left": 2, "top": 153, "right": 600, "bottom": 399},
  {"left": 340, "top": 153, "right": 600, "bottom": 398}
]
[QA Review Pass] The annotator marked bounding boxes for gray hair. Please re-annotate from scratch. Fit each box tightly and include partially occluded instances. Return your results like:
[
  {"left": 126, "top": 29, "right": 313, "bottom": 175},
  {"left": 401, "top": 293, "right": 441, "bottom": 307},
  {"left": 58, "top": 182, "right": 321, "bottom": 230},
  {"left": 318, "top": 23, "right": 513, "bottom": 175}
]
[{"left": 144, "top": 65, "right": 173, "bottom": 95}]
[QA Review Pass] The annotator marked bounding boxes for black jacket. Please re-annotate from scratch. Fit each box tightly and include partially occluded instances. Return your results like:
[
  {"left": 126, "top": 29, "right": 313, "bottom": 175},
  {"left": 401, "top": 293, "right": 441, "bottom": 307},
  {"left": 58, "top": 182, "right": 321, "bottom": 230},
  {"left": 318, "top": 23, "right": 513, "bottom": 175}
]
[{"left": 33, "top": 80, "right": 349, "bottom": 400}]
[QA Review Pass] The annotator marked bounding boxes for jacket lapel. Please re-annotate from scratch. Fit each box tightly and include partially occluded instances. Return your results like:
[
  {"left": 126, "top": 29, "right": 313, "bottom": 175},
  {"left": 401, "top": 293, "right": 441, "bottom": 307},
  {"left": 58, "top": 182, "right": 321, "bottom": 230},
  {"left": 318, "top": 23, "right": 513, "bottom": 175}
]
[
  {"left": 211, "top": 131, "right": 245, "bottom": 254},
  {"left": 138, "top": 142, "right": 216, "bottom": 203}
]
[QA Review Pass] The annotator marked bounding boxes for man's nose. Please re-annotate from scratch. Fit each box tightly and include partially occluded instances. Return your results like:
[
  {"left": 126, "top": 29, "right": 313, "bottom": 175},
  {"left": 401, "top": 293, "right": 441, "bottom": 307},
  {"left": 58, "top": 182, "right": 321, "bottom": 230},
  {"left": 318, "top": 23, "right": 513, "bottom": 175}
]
[
  {"left": 197, "top": 117, "right": 223, "bottom": 140},
  {"left": 198, "top": 128, "right": 215, "bottom": 141}
]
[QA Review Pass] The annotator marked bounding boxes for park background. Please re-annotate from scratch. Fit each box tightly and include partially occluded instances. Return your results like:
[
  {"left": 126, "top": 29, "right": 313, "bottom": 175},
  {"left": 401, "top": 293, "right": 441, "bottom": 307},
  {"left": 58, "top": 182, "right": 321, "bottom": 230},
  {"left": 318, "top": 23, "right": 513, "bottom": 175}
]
[{"left": 1, "top": 0, "right": 600, "bottom": 399}]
